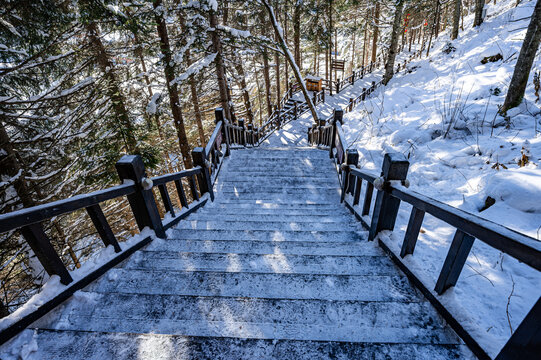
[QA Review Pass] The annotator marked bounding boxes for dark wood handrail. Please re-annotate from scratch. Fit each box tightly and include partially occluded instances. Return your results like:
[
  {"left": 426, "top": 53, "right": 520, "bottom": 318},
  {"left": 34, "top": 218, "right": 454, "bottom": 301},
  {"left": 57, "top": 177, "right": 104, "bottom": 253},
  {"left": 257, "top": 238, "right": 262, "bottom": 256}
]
[{"left": 0, "top": 183, "right": 136, "bottom": 234}]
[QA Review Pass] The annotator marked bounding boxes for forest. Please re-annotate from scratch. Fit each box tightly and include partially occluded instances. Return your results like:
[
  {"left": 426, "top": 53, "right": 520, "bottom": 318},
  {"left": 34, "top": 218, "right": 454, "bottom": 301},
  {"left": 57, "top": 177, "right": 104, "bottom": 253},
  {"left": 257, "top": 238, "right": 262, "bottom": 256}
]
[{"left": 1, "top": 0, "right": 540, "bottom": 353}]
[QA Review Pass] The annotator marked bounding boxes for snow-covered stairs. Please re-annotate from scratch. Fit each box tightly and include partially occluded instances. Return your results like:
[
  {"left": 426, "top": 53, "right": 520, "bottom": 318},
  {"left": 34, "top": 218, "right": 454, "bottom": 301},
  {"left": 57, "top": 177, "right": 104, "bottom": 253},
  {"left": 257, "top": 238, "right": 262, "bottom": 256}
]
[{"left": 20, "top": 147, "right": 473, "bottom": 359}]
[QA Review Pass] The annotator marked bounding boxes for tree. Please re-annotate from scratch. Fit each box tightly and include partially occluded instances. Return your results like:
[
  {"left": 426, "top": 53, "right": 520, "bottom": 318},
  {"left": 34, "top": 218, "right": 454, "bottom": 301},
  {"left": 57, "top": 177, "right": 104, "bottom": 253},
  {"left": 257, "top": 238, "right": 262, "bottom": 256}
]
[
  {"left": 451, "top": 0, "right": 461, "bottom": 40},
  {"left": 383, "top": 0, "right": 405, "bottom": 85},
  {"left": 153, "top": 0, "right": 193, "bottom": 168},
  {"left": 502, "top": 0, "right": 541, "bottom": 112},
  {"left": 261, "top": 0, "right": 319, "bottom": 122},
  {"left": 473, "top": 0, "right": 484, "bottom": 27}
]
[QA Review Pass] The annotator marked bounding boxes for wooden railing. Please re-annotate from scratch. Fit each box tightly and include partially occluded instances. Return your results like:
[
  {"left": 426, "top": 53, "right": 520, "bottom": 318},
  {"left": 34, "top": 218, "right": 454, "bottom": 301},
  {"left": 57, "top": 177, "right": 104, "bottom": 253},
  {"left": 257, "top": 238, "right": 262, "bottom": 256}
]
[
  {"left": 308, "top": 109, "right": 541, "bottom": 360},
  {"left": 0, "top": 107, "right": 242, "bottom": 343}
]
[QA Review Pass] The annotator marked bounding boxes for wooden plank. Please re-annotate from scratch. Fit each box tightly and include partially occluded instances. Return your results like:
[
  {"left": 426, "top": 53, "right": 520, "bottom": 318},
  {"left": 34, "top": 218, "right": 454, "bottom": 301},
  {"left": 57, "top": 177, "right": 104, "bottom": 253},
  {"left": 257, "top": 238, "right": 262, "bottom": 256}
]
[
  {"left": 151, "top": 167, "right": 202, "bottom": 187},
  {"left": 434, "top": 229, "right": 475, "bottom": 294},
  {"left": 0, "top": 184, "right": 136, "bottom": 234},
  {"left": 400, "top": 207, "right": 425, "bottom": 258},
  {"left": 86, "top": 204, "right": 121, "bottom": 253}
]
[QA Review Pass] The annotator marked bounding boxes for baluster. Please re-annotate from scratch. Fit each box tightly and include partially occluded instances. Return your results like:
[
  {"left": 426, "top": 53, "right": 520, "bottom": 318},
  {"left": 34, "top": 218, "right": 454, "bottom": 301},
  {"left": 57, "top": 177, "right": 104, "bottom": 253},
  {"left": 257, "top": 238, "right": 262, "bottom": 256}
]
[
  {"left": 215, "top": 108, "right": 230, "bottom": 156},
  {"left": 353, "top": 177, "right": 362, "bottom": 206},
  {"left": 368, "top": 153, "right": 409, "bottom": 241},
  {"left": 157, "top": 184, "right": 175, "bottom": 217},
  {"left": 434, "top": 229, "right": 475, "bottom": 294},
  {"left": 400, "top": 207, "right": 425, "bottom": 257},
  {"left": 86, "top": 204, "right": 121, "bottom": 253},
  {"left": 362, "top": 182, "right": 374, "bottom": 216},
  {"left": 341, "top": 149, "right": 359, "bottom": 203},
  {"left": 174, "top": 179, "right": 188, "bottom": 208},
  {"left": 189, "top": 174, "right": 199, "bottom": 201},
  {"left": 362, "top": 88, "right": 366, "bottom": 101},
  {"left": 20, "top": 223, "right": 73, "bottom": 285},
  {"left": 192, "top": 147, "right": 213, "bottom": 201},
  {"left": 116, "top": 155, "right": 165, "bottom": 238}
]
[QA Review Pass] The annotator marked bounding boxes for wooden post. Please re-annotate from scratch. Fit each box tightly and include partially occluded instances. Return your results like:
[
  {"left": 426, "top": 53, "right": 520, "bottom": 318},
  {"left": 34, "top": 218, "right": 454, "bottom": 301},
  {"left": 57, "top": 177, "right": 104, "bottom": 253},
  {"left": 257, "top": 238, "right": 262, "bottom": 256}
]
[
  {"left": 362, "top": 88, "right": 366, "bottom": 101},
  {"left": 294, "top": 102, "right": 298, "bottom": 120},
  {"left": 341, "top": 149, "right": 359, "bottom": 202},
  {"left": 496, "top": 296, "right": 541, "bottom": 360},
  {"left": 368, "top": 153, "right": 409, "bottom": 241},
  {"left": 336, "top": 78, "right": 340, "bottom": 93},
  {"left": 434, "top": 229, "right": 475, "bottom": 294},
  {"left": 238, "top": 119, "right": 246, "bottom": 146},
  {"left": 20, "top": 223, "right": 73, "bottom": 285},
  {"left": 192, "top": 147, "right": 214, "bottom": 202},
  {"left": 115, "top": 155, "right": 165, "bottom": 238},
  {"left": 349, "top": 98, "right": 354, "bottom": 112},
  {"left": 322, "top": 87, "right": 326, "bottom": 103},
  {"left": 247, "top": 123, "right": 253, "bottom": 145},
  {"left": 215, "top": 108, "right": 230, "bottom": 156}
]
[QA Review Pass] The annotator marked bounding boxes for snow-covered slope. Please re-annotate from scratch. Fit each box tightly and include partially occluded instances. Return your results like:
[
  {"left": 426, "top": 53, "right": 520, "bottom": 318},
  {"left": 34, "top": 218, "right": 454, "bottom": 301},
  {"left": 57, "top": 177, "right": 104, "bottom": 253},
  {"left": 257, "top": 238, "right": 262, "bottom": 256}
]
[{"left": 337, "top": 0, "right": 541, "bottom": 357}]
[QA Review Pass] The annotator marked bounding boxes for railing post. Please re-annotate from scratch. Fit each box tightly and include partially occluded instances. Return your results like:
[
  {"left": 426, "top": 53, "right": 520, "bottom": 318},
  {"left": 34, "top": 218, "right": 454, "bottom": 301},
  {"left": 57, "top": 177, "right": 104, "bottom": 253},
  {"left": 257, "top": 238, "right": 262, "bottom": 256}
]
[
  {"left": 192, "top": 147, "right": 214, "bottom": 202},
  {"left": 329, "top": 108, "right": 342, "bottom": 158},
  {"left": 335, "top": 79, "right": 340, "bottom": 94},
  {"left": 215, "top": 108, "right": 230, "bottom": 157},
  {"left": 349, "top": 98, "right": 354, "bottom": 112},
  {"left": 294, "top": 102, "right": 298, "bottom": 120},
  {"left": 496, "top": 296, "right": 541, "bottom": 360},
  {"left": 247, "top": 123, "right": 253, "bottom": 145},
  {"left": 434, "top": 229, "right": 475, "bottom": 294},
  {"left": 341, "top": 149, "right": 359, "bottom": 202},
  {"left": 362, "top": 88, "right": 366, "bottom": 101},
  {"left": 238, "top": 119, "right": 246, "bottom": 146},
  {"left": 322, "top": 87, "right": 325, "bottom": 103},
  {"left": 115, "top": 155, "right": 166, "bottom": 238},
  {"left": 368, "top": 153, "right": 409, "bottom": 241},
  {"left": 317, "top": 118, "right": 325, "bottom": 145},
  {"left": 20, "top": 224, "right": 73, "bottom": 285}
]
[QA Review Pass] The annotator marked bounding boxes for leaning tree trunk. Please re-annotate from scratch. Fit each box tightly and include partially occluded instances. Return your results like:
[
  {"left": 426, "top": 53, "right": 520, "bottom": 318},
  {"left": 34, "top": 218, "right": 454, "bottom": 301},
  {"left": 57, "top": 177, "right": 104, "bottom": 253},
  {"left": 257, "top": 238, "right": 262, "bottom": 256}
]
[
  {"left": 383, "top": 0, "right": 405, "bottom": 85},
  {"left": 261, "top": 1, "right": 319, "bottom": 122},
  {"left": 153, "top": 0, "right": 193, "bottom": 169},
  {"left": 502, "top": 0, "right": 541, "bottom": 112},
  {"left": 371, "top": 2, "right": 380, "bottom": 63},
  {"left": 451, "top": 0, "right": 461, "bottom": 40},
  {"left": 86, "top": 22, "right": 137, "bottom": 153},
  {"left": 473, "top": 0, "right": 485, "bottom": 27}
]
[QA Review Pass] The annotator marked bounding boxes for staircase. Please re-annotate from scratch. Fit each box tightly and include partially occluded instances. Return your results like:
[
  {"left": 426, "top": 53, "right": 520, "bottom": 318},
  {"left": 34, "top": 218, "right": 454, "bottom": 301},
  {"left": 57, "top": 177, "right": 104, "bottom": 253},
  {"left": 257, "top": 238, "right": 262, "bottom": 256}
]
[{"left": 11, "top": 146, "right": 473, "bottom": 359}]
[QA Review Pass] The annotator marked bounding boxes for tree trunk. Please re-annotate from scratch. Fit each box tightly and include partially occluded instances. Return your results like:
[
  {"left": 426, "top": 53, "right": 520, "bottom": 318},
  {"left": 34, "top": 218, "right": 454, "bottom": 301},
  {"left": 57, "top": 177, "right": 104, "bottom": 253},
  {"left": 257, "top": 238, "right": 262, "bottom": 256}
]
[
  {"left": 262, "top": 1, "right": 319, "bottom": 122},
  {"left": 153, "top": 0, "right": 192, "bottom": 169},
  {"left": 293, "top": 1, "right": 301, "bottom": 67},
  {"left": 187, "top": 51, "right": 206, "bottom": 146},
  {"left": 435, "top": 0, "right": 442, "bottom": 38},
  {"left": 502, "top": 0, "right": 541, "bottom": 112},
  {"left": 451, "top": 0, "right": 461, "bottom": 40},
  {"left": 262, "top": 51, "right": 273, "bottom": 116},
  {"left": 328, "top": 0, "right": 333, "bottom": 90},
  {"left": 383, "top": 0, "right": 405, "bottom": 85},
  {"left": 351, "top": 16, "right": 356, "bottom": 72},
  {"left": 234, "top": 55, "right": 255, "bottom": 124},
  {"left": 371, "top": 2, "right": 380, "bottom": 63},
  {"left": 86, "top": 22, "right": 137, "bottom": 153},
  {"left": 209, "top": 7, "right": 232, "bottom": 121},
  {"left": 473, "top": 0, "right": 484, "bottom": 27},
  {"left": 275, "top": 45, "right": 281, "bottom": 107}
]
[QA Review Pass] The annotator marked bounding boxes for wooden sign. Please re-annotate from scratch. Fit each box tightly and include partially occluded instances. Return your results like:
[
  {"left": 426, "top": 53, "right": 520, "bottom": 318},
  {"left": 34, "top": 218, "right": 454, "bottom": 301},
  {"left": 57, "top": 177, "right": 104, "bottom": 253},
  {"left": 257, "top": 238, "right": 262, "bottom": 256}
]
[{"left": 331, "top": 59, "right": 345, "bottom": 71}]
